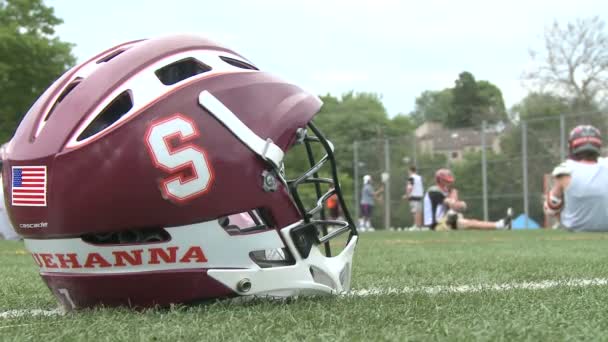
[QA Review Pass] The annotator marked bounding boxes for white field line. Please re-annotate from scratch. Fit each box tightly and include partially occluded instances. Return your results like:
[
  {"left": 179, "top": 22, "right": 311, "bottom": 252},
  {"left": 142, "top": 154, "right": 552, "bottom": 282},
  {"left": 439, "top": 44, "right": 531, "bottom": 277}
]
[
  {"left": 0, "top": 322, "right": 47, "bottom": 330},
  {"left": 2, "top": 278, "right": 608, "bottom": 319},
  {"left": 348, "top": 278, "right": 608, "bottom": 296},
  {"left": 0, "top": 308, "right": 64, "bottom": 319}
]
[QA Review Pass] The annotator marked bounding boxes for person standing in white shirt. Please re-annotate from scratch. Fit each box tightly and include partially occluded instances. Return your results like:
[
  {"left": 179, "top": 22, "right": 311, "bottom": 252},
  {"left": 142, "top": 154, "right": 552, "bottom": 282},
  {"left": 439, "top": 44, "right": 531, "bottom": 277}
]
[{"left": 403, "top": 166, "right": 424, "bottom": 230}]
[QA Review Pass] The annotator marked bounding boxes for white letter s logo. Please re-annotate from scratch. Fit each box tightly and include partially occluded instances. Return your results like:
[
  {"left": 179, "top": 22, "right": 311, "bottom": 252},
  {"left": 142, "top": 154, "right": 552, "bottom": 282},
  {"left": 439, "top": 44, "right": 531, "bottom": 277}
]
[{"left": 145, "top": 114, "right": 213, "bottom": 202}]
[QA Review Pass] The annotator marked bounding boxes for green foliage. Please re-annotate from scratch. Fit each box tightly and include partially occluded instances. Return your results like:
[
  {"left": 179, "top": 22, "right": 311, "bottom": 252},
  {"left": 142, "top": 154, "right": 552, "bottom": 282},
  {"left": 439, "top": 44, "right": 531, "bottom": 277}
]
[
  {"left": 451, "top": 150, "right": 529, "bottom": 221},
  {"left": 385, "top": 114, "right": 415, "bottom": 137},
  {"left": 448, "top": 72, "right": 508, "bottom": 128},
  {"left": 414, "top": 153, "right": 448, "bottom": 183},
  {"left": 0, "top": 0, "right": 75, "bottom": 142},
  {"left": 496, "top": 124, "right": 557, "bottom": 224},
  {"left": 451, "top": 152, "right": 484, "bottom": 218},
  {"left": 281, "top": 92, "right": 382, "bottom": 220},
  {"left": 411, "top": 72, "right": 507, "bottom": 129},
  {"left": 512, "top": 93, "right": 606, "bottom": 149},
  {"left": 301, "top": 93, "right": 416, "bottom": 228},
  {"left": 511, "top": 92, "right": 569, "bottom": 120},
  {"left": 410, "top": 89, "right": 453, "bottom": 126},
  {"left": 283, "top": 91, "right": 401, "bottom": 197},
  {"left": 476, "top": 80, "right": 507, "bottom": 123},
  {"left": 311, "top": 92, "right": 409, "bottom": 176},
  {"left": 449, "top": 71, "right": 480, "bottom": 127}
]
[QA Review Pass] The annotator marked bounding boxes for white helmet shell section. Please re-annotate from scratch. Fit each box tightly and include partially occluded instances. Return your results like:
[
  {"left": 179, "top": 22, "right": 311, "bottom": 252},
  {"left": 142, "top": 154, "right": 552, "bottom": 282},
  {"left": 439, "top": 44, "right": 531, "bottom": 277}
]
[
  {"left": 24, "top": 220, "right": 285, "bottom": 273},
  {"left": 208, "top": 221, "right": 358, "bottom": 297},
  {"left": 24, "top": 219, "right": 358, "bottom": 297}
]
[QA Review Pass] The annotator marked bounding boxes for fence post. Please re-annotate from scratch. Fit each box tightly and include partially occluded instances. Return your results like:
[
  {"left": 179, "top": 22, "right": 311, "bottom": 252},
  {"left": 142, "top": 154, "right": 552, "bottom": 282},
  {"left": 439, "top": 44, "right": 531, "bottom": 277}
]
[
  {"left": 353, "top": 141, "right": 359, "bottom": 222},
  {"left": 481, "top": 121, "right": 489, "bottom": 221},
  {"left": 412, "top": 135, "right": 418, "bottom": 168},
  {"left": 384, "top": 139, "right": 391, "bottom": 230},
  {"left": 560, "top": 113, "right": 566, "bottom": 161},
  {"left": 522, "top": 121, "right": 529, "bottom": 229}
]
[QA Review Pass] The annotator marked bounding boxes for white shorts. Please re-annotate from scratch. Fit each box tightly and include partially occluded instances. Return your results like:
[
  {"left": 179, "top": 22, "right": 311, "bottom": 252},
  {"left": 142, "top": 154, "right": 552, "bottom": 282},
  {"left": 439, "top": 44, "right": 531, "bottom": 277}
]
[{"left": 409, "top": 200, "right": 422, "bottom": 213}]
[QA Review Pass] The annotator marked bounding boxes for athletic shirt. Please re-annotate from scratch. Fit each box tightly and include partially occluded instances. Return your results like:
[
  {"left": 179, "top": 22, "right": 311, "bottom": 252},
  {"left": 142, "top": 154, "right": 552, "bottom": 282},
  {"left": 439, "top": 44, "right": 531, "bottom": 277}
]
[
  {"left": 408, "top": 173, "right": 424, "bottom": 200},
  {"left": 361, "top": 183, "right": 375, "bottom": 205},
  {"left": 559, "top": 159, "right": 608, "bottom": 231},
  {"left": 423, "top": 185, "right": 448, "bottom": 229}
]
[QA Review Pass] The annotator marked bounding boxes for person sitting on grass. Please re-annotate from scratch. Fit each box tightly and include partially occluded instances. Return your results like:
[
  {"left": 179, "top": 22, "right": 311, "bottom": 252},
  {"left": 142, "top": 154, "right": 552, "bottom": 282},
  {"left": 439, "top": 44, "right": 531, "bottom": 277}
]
[
  {"left": 423, "top": 168, "right": 512, "bottom": 231},
  {"left": 544, "top": 125, "right": 608, "bottom": 232}
]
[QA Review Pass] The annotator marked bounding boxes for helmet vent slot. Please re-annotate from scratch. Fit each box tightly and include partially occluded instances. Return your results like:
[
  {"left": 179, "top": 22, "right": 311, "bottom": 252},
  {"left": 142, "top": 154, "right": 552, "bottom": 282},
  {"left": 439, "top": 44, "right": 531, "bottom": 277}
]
[
  {"left": 219, "top": 56, "right": 258, "bottom": 70},
  {"left": 44, "top": 77, "right": 83, "bottom": 122},
  {"left": 155, "top": 58, "right": 211, "bottom": 85},
  {"left": 218, "top": 210, "right": 268, "bottom": 235},
  {"left": 249, "top": 249, "right": 293, "bottom": 268},
  {"left": 82, "top": 227, "right": 170, "bottom": 245},
  {"left": 77, "top": 91, "right": 133, "bottom": 141},
  {"left": 96, "top": 49, "right": 126, "bottom": 64}
]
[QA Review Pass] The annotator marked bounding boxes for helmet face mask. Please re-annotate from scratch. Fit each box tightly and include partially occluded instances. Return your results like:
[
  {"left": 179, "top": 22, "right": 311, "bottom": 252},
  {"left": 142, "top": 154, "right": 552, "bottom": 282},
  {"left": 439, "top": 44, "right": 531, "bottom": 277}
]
[
  {"left": 4, "top": 35, "right": 358, "bottom": 309},
  {"left": 282, "top": 122, "right": 358, "bottom": 258}
]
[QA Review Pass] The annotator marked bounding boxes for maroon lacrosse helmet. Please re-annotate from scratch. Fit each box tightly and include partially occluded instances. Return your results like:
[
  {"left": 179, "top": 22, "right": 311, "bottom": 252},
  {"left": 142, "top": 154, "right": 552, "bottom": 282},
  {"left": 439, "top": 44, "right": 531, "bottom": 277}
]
[
  {"left": 435, "top": 168, "right": 454, "bottom": 191},
  {"left": 3, "top": 34, "right": 357, "bottom": 309},
  {"left": 568, "top": 125, "right": 602, "bottom": 160}
]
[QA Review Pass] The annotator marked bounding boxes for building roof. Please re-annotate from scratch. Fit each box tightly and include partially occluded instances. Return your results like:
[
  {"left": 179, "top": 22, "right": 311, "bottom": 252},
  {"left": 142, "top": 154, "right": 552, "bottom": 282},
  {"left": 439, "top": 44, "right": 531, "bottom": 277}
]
[{"left": 416, "top": 122, "right": 503, "bottom": 152}]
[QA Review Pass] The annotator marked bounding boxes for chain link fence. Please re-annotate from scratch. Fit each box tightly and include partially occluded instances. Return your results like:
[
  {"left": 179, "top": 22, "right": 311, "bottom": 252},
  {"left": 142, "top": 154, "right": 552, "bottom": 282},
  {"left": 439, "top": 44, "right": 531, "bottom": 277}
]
[{"left": 351, "top": 112, "right": 608, "bottom": 230}]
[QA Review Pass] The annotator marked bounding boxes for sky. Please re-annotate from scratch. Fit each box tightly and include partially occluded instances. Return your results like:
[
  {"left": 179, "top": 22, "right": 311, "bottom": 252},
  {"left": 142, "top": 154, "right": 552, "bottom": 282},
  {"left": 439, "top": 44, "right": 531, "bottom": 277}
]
[{"left": 46, "top": 0, "right": 606, "bottom": 117}]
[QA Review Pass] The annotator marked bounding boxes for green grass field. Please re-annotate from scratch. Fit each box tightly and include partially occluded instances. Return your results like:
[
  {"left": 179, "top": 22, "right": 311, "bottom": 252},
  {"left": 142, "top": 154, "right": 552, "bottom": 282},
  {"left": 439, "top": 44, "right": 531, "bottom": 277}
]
[{"left": 2, "top": 229, "right": 608, "bottom": 341}]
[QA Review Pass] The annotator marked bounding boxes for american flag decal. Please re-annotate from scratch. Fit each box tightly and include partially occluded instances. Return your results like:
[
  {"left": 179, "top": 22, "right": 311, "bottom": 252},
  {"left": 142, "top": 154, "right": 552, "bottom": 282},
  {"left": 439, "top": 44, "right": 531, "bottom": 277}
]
[{"left": 12, "top": 166, "right": 47, "bottom": 207}]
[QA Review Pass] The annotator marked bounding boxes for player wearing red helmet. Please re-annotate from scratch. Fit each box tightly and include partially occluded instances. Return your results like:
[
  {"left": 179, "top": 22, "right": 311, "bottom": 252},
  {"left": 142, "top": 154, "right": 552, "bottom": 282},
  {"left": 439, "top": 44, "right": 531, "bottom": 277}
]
[
  {"left": 423, "top": 168, "right": 512, "bottom": 231},
  {"left": 544, "top": 125, "right": 608, "bottom": 231}
]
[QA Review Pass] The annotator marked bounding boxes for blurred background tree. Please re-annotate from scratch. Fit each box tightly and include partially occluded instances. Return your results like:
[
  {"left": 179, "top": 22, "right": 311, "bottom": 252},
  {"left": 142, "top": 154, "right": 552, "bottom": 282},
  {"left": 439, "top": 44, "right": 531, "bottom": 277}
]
[
  {"left": 524, "top": 16, "right": 608, "bottom": 112},
  {"left": 0, "top": 0, "right": 75, "bottom": 142}
]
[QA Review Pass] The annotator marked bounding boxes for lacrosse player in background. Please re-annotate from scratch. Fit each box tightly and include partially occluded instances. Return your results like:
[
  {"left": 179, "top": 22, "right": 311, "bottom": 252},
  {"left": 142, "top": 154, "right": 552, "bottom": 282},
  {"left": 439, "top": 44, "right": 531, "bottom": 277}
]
[
  {"left": 544, "top": 125, "right": 608, "bottom": 232},
  {"left": 359, "top": 174, "right": 384, "bottom": 232},
  {"left": 424, "top": 168, "right": 512, "bottom": 231}
]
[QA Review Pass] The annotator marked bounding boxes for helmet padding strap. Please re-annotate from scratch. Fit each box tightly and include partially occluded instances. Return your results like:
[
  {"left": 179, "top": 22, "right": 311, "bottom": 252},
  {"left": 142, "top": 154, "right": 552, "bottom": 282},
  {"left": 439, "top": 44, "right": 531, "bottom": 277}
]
[{"left": 199, "top": 90, "right": 284, "bottom": 168}]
